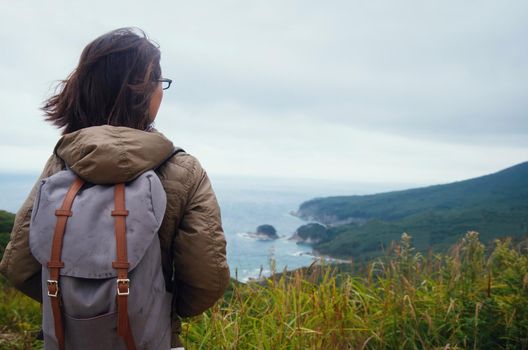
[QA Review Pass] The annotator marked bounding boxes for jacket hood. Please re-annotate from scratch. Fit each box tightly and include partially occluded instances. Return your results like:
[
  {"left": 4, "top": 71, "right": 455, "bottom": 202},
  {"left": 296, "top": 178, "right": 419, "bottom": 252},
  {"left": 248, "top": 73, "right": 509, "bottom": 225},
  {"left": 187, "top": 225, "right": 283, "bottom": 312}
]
[{"left": 54, "top": 125, "right": 175, "bottom": 184}]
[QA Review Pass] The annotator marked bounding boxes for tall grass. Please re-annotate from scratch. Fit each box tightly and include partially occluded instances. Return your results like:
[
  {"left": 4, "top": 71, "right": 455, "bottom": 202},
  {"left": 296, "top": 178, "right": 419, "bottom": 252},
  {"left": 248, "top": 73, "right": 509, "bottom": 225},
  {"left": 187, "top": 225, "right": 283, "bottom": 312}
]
[
  {"left": 182, "top": 232, "right": 528, "bottom": 349},
  {"left": 0, "top": 277, "right": 42, "bottom": 350},
  {"left": 1, "top": 232, "right": 527, "bottom": 349}
]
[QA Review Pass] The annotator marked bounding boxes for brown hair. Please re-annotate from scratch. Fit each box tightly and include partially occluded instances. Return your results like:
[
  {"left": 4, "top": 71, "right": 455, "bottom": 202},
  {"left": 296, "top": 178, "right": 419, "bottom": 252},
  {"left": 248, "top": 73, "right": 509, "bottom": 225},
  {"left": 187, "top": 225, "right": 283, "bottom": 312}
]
[{"left": 42, "top": 27, "right": 162, "bottom": 134}]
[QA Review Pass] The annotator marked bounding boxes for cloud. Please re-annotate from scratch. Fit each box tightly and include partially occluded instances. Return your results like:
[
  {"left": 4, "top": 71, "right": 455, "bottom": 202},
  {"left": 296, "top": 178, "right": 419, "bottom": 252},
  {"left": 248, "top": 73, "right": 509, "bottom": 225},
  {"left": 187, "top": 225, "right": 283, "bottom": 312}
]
[
  {"left": 0, "top": 0, "right": 527, "bottom": 183},
  {"left": 156, "top": 100, "right": 527, "bottom": 183}
]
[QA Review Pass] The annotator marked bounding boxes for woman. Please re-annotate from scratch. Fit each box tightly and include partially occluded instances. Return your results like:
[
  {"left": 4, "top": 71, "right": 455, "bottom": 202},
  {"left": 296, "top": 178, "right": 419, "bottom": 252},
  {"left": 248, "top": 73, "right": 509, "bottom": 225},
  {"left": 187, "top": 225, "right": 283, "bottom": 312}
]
[{"left": 0, "top": 27, "right": 230, "bottom": 349}]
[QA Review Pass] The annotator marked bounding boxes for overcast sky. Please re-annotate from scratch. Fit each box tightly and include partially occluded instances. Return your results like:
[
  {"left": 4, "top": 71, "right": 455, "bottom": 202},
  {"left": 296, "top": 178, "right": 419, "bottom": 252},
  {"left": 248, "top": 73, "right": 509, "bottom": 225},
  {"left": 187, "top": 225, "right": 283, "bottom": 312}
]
[{"left": 0, "top": 0, "right": 527, "bottom": 186}]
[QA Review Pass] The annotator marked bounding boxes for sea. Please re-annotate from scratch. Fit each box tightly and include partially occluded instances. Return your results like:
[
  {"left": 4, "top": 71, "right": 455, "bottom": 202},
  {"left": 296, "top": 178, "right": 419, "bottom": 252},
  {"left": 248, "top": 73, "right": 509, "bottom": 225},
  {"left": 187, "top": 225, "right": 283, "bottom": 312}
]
[{"left": 0, "top": 173, "right": 409, "bottom": 282}]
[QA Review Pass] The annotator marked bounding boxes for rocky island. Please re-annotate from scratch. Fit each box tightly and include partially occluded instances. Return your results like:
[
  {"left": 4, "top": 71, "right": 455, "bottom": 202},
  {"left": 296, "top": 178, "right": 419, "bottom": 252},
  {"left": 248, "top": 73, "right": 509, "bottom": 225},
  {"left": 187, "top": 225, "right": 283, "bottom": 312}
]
[
  {"left": 290, "top": 223, "right": 331, "bottom": 244},
  {"left": 246, "top": 224, "right": 279, "bottom": 240}
]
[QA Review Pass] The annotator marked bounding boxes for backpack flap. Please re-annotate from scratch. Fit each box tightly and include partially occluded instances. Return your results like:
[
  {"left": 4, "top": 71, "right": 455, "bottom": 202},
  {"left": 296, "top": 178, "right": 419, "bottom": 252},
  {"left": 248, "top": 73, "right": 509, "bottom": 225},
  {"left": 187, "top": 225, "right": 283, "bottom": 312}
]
[{"left": 29, "top": 169, "right": 167, "bottom": 278}]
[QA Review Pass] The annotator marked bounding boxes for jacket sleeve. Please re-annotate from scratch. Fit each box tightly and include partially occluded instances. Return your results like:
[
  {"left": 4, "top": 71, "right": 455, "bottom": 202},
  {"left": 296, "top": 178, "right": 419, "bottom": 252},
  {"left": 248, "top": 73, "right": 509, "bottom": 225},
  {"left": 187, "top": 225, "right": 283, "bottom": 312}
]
[
  {"left": 0, "top": 155, "right": 64, "bottom": 302},
  {"left": 171, "top": 161, "right": 230, "bottom": 317}
]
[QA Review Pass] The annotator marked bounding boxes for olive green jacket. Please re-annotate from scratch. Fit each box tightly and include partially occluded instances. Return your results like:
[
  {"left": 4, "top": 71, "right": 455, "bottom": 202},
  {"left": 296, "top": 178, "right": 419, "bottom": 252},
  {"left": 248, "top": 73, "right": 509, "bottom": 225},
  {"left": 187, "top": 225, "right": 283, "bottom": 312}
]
[{"left": 0, "top": 125, "right": 230, "bottom": 346}]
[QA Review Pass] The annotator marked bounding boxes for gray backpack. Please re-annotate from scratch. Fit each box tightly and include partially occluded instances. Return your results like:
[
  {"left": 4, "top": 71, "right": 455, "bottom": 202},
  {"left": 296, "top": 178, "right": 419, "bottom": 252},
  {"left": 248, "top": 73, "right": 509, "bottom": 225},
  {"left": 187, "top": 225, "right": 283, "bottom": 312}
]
[{"left": 29, "top": 168, "right": 171, "bottom": 350}]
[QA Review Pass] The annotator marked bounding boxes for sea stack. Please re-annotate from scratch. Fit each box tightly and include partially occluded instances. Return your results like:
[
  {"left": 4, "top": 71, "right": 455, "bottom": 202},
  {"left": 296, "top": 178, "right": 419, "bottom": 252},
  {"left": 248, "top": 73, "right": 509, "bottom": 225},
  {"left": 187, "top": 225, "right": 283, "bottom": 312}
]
[
  {"left": 249, "top": 224, "right": 279, "bottom": 240},
  {"left": 290, "top": 223, "right": 329, "bottom": 244}
]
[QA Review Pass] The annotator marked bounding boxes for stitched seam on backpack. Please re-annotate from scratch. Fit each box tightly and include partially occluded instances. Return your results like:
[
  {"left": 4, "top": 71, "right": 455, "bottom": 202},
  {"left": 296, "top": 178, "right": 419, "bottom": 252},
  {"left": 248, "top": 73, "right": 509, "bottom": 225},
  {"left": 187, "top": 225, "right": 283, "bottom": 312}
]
[
  {"left": 147, "top": 174, "right": 162, "bottom": 226},
  {"left": 30, "top": 180, "right": 44, "bottom": 226}
]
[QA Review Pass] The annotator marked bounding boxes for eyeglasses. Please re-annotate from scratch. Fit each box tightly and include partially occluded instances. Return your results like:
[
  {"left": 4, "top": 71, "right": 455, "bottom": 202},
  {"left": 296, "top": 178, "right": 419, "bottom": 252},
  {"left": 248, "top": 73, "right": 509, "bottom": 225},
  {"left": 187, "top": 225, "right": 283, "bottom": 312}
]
[{"left": 157, "top": 78, "right": 172, "bottom": 90}]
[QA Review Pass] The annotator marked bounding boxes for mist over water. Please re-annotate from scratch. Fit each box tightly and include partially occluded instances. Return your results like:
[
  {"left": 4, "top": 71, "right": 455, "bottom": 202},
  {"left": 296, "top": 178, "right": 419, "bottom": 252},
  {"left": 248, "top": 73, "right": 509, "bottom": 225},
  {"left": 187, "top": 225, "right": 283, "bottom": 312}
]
[{"left": 0, "top": 172, "right": 416, "bottom": 281}]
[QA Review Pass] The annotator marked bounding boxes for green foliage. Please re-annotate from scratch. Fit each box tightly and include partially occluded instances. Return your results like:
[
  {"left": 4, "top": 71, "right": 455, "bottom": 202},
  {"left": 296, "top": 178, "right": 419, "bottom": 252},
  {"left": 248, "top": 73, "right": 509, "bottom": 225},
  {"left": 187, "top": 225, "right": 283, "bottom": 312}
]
[
  {"left": 299, "top": 162, "right": 528, "bottom": 223},
  {"left": 0, "top": 277, "right": 42, "bottom": 350},
  {"left": 0, "top": 211, "right": 42, "bottom": 349},
  {"left": 296, "top": 162, "right": 528, "bottom": 259},
  {"left": 2, "top": 233, "right": 527, "bottom": 349},
  {"left": 294, "top": 223, "right": 333, "bottom": 243},
  {"left": 0, "top": 210, "right": 15, "bottom": 260},
  {"left": 315, "top": 208, "right": 528, "bottom": 259},
  {"left": 0, "top": 233, "right": 9, "bottom": 260},
  {"left": 178, "top": 232, "right": 527, "bottom": 349},
  {"left": 0, "top": 210, "right": 15, "bottom": 234}
]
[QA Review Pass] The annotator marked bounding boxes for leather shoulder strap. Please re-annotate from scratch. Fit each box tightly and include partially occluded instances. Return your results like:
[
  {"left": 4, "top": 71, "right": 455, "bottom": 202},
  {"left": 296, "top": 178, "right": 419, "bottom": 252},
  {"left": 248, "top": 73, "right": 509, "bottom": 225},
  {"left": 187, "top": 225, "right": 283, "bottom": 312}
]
[
  {"left": 112, "top": 183, "right": 136, "bottom": 350},
  {"left": 47, "top": 177, "right": 85, "bottom": 350}
]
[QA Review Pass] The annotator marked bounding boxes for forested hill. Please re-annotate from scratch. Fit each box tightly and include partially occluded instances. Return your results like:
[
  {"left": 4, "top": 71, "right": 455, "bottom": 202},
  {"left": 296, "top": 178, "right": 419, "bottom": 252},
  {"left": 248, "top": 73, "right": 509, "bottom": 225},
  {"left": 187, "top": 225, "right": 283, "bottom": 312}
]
[
  {"left": 297, "top": 161, "right": 528, "bottom": 225},
  {"left": 295, "top": 162, "right": 528, "bottom": 259}
]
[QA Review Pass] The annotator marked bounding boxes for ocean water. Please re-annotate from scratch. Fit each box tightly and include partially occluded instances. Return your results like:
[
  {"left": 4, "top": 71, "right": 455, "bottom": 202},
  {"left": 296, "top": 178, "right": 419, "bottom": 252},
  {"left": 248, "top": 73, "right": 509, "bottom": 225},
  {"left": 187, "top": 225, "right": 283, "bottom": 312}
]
[
  {"left": 0, "top": 173, "right": 407, "bottom": 281},
  {"left": 212, "top": 177, "right": 321, "bottom": 281}
]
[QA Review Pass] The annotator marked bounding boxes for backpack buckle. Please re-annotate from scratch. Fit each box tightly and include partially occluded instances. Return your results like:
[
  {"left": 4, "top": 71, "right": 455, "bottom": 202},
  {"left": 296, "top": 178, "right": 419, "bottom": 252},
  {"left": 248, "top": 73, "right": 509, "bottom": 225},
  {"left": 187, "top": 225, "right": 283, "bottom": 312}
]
[
  {"left": 47, "top": 280, "right": 59, "bottom": 297},
  {"left": 116, "top": 278, "right": 130, "bottom": 296}
]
